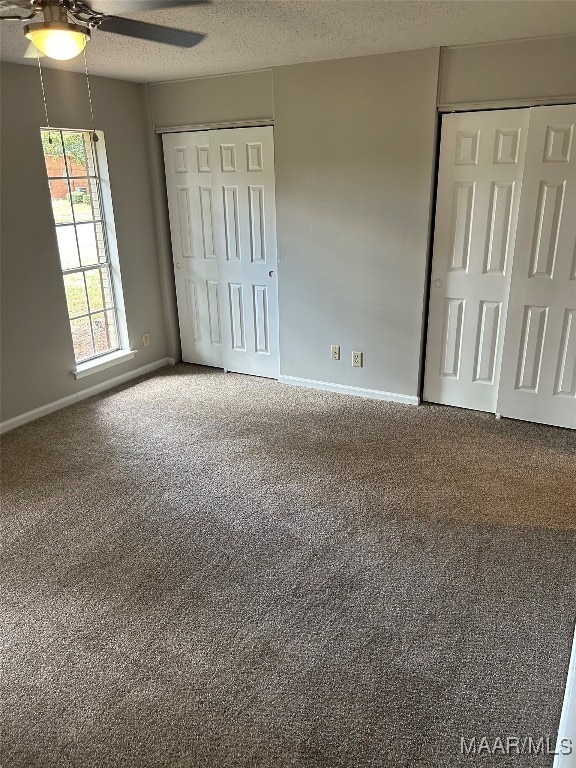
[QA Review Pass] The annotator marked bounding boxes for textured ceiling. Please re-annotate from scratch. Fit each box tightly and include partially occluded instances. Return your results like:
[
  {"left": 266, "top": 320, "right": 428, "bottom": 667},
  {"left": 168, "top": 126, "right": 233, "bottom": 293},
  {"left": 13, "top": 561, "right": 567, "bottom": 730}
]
[{"left": 0, "top": 0, "right": 575, "bottom": 83}]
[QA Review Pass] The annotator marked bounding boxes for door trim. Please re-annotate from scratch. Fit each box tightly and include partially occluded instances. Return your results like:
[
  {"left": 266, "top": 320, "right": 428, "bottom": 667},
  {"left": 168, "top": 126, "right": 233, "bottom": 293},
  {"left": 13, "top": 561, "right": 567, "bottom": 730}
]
[
  {"left": 439, "top": 98, "right": 576, "bottom": 114},
  {"left": 156, "top": 118, "right": 274, "bottom": 134}
]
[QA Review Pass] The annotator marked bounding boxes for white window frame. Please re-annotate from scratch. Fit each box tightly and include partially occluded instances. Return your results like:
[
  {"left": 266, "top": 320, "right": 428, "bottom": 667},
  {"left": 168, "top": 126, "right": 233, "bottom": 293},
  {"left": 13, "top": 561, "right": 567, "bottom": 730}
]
[{"left": 41, "top": 128, "right": 134, "bottom": 378}]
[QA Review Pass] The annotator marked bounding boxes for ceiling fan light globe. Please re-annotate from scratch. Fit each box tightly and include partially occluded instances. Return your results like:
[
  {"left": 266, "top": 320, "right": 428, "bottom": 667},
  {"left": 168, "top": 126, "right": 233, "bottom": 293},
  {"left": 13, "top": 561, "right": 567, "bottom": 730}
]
[{"left": 25, "top": 22, "right": 90, "bottom": 61}]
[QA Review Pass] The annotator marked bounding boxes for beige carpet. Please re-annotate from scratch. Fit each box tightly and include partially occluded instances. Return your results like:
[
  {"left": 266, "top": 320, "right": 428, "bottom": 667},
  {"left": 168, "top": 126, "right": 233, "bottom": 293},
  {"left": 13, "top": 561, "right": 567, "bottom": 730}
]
[{"left": 1, "top": 363, "right": 575, "bottom": 768}]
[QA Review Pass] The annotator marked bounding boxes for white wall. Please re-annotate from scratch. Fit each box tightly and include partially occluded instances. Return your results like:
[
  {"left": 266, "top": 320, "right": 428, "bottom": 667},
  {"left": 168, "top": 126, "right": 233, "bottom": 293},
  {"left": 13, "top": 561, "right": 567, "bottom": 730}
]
[{"left": 0, "top": 63, "right": 171, "bottom": 423}]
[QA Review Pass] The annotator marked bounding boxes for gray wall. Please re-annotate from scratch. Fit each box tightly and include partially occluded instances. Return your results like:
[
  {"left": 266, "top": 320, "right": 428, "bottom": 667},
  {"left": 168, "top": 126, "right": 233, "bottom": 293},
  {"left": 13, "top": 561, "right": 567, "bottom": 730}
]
[
  {"left": 149, "top": 69, "right": 273, "bottom": 129},
  {"left": 439, "top": 35, "right": 576, "bottom": 109},
  {"left": 273, "top": 49, "right": 439, "bottom": 396},
  {"left": 151, "top": 52, "right": 439, "bottom": 398},
  {"left": 5, "top": 36, "right": 573, "bottom": 422},
  {"left": 149, "top": 37, "right": 574, "bottom": 401},
  {"left": 0, "top": 62, "right": 170, "bottom": 422}
]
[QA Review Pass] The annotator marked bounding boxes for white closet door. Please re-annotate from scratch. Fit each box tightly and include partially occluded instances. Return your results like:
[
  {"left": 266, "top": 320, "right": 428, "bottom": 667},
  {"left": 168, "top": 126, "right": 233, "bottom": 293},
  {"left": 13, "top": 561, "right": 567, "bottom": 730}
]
[
  {"left": 163, "top": 126, "right": 279, "bottom": 379},
  {"left": 424, "top": 109, "right": 529, "bottom": 412},
  {"left": 210, "top": 126, "right": 279, "bottom": 378},
  {"left": 497, "top": 104, "right": 576, "bottom": 430},
  {"left": 163, "top": 131, "right": 223, "bottom": 367}
]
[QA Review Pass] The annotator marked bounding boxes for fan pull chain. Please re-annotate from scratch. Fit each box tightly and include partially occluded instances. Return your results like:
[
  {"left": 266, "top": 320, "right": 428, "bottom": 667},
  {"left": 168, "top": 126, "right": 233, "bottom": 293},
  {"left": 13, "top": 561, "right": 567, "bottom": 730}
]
[
  {"left": 36, "top": 52, "right": 53, "bottom": 145},
  {"left": 83, "top": 48, "right": 98, "bottom": 143}
]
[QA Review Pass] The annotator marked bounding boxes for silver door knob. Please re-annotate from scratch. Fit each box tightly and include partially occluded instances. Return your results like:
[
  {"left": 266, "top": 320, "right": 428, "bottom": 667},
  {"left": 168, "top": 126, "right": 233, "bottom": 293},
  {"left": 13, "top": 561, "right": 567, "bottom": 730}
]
[
  {"left": 268, "top": 270, "right": 275, "bottom": 277},
  {"left": 434, "top": 278, "right": 443, "bottom": 287}
]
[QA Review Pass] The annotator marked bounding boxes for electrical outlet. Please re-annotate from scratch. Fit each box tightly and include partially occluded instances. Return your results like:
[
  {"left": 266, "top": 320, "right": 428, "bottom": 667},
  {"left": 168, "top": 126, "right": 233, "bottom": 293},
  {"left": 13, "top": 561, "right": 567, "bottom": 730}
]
[
  {"left": 352, "top": 351, "right": 363, "bottom": 367},
  {"left": 331, "top": 345, "right": 340, "bottom": 360},
  {"left": 142, "top": 332, "right": 150, "bottom": 347}
]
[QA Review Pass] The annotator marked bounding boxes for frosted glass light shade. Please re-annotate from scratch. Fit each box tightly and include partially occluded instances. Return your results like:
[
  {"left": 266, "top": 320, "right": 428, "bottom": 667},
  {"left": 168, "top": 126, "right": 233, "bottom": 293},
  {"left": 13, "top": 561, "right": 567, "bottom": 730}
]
[{"left": 25, "top": 22, "right": 89, "bottom": 60}]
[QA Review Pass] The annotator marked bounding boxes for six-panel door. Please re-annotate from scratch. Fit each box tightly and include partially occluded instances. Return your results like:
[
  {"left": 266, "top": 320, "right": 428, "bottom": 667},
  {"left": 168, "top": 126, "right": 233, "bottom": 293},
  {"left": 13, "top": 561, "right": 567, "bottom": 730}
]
[
  {"left": 163, "top": 130, "right": 224, "bottom": 368},
  {"left": 497, "top": 105, "right": 576, "bottom": 429},
  {"left": 210, "top": 127, "right": 279, "bottom": 378},
  {"left": 424, "top": 109, "right": 529, "bottom": 412},
  {"left": 163, "top": 126, "right": 279, "bottom": 378}
]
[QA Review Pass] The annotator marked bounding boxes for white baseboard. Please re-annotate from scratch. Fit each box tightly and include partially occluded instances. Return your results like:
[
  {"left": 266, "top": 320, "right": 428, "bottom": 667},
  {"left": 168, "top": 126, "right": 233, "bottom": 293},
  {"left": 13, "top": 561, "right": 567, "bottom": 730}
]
[
  {"left": 278, "top": 375, "right": 420, "bottom": 405},
  {"left": 554, "top": 619, "right": 576, "bottom": 768},
  {"left": 0, "top": 357, "right": 176, "bottom": 434}
]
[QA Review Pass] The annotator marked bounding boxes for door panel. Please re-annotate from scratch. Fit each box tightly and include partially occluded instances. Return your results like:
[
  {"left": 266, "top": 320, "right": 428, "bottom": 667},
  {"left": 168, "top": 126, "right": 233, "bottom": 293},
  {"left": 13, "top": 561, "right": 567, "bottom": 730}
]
[
  {"left": 210, "top": 126, "right": 279, "bottom": 378},
  {"left": 497, "top": 105, "right": 576, "bottom": 429},
  {"left": 424, "top": 110, "right": 529, "bottom": 412},
  {"left": 163, "top": 131, "right": 223, "bottom": 367}
]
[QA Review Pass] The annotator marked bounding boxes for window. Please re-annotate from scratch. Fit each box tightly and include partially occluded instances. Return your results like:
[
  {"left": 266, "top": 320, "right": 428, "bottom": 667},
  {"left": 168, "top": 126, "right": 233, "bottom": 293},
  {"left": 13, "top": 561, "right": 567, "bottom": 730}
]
[{"left": 41, "top": 128, "right": 128, "bottom": 367}]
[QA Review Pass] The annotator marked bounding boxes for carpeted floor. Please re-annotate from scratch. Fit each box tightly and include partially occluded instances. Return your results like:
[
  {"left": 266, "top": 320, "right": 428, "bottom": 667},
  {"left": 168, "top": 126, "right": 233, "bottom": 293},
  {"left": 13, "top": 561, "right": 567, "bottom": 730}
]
[{"left": 1, "top": 363, "right": 575, "bottom": 768}]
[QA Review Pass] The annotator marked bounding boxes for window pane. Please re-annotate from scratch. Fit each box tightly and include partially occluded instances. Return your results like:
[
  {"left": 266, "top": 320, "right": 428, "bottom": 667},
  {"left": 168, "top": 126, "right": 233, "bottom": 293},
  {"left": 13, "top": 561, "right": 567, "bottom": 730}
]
[
  {"left": 70, "top": 178, "right": 94, "bottom": 223},
  {"left": 76, "top": 223, "right": 100, "bottom": 266},
  {"left": 71, "top": 179, "right": 101, "bottom": 222},
  {"left": 41, "top": 130, "right": 65, "bottom": 178},
  {"left": 85, "top": 267, "right": 105, "bottom": 312},
  {"left": 79, "top": 179, "right": 102, "bottom": 221},
  {"left": 56, "top": 226, "right": 80, "bottom": 270},
  {"left": 63, "top": 272, "right": 88, "bottom": 319},
  {"left": 70, "top": 315, "right": 94, "bottom": 362},
  {"left": 63, "top": 132, "right": 95, "bottom": 177},
  {"left": 48, "top": 180, "right": 73, "bottom": 224},
  {"left": 91, "top": 311, "right": 115, "bottom": 355}
]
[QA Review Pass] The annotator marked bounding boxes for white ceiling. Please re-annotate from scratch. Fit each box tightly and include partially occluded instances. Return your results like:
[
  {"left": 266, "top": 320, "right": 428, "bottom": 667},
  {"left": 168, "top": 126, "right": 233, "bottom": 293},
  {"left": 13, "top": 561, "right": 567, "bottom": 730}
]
[{"left": 1, "top": 0, "right": 575, "bottom": 83}]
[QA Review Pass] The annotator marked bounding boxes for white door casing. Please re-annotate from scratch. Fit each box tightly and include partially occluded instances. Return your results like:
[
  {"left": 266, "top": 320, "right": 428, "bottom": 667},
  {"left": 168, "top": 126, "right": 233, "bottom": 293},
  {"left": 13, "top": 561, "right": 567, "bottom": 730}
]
[
  {"left": 162, "top": 126, "right": 279, "bottom": 378},
  {"left": 424, "top": 109, "right": 529, "bottom": 412},
  {"left": 497, "top": 105, "right": 576, "bottom": 430}
]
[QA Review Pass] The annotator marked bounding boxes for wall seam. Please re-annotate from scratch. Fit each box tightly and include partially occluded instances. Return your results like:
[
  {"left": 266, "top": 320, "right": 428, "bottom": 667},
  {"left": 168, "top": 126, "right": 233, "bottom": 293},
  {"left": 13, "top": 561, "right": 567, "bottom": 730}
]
[{"left": 142, "top": 81, "right": 181, "bottom": 362}]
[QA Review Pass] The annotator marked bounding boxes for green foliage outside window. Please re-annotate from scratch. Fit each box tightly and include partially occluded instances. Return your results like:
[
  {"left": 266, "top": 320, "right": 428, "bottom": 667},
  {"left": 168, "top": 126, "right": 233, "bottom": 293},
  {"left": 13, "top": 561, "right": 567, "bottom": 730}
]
[
  {"left": 42, "top": 131, "right": 88, "bottom": 168},
  {"left": 66, "top": 191, "right": 86, "bottom": 204}
]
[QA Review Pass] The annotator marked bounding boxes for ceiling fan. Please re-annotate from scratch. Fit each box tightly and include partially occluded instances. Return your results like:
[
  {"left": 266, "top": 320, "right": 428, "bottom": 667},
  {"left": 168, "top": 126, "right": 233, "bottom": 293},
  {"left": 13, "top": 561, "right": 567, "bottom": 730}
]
[{"left": 0, "top": 0, "right": 208, "bottom": 60}]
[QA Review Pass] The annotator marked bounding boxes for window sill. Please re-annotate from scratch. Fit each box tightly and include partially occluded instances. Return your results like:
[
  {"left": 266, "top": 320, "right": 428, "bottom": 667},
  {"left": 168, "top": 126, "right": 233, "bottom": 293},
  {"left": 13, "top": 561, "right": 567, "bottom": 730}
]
[{"left": 73, "top": 349, "right": 136, "bottom": 380}]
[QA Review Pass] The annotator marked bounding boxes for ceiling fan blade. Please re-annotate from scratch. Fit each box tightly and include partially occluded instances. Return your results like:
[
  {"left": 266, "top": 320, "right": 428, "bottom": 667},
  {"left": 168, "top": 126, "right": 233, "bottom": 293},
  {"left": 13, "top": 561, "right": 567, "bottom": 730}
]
[
  {"left": 84, "top": 0, "right": 209, "bottom": 13},
  {"left": 97, "top": 15, "right": 204, "bottom": 47}
]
